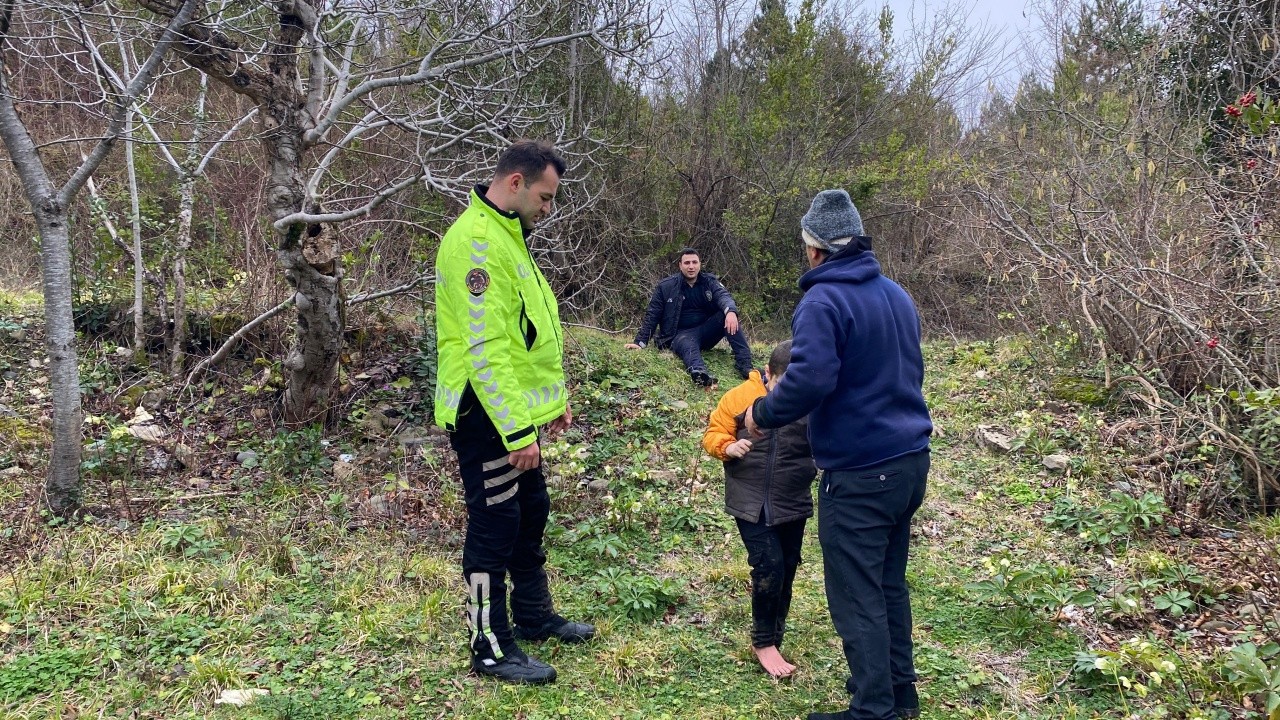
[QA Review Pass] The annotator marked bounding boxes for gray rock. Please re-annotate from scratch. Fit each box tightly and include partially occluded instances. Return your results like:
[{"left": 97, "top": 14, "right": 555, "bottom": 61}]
[
  {"left": 1042, "top": 454, "right": 1071, "bottom": 472},
  {"left": 235, "top": 450, "right": 258, "bottom": 465},
  {"left": 1237, "top": 603, "right": 1262, "bottom": 619},
  {"left": 672, "top": 400, "right": 689, "bottom": 410},
  {"left": 140, "top": 388, "right": 169, "bottom": 411},
  {"left": 173, "top": 443, "right": 197, "bottom": 471},
  {"left": 1200, "top": 620, "right": 1232, "bottom": 634},
  {"left": 359, "top": 410, "right": 393, "bottom": 437},
  {"left": 333, "top": 460, "right": 357, "bottom": 484},
  {"left": 0, "top": 466, "right": 26, "bottom": 479},
  {"left": 362, "top": 494, "right": 403, "bottom": 520},
  {"left": 0, "top": 403, "right": 15, "bottom": 417},
  {"left": 976, "top": 425, "right": 1014, "bottom": 453},
  {"left": 396, "top": 427, "right": 431, "bottom": 449},
  {"left": 587, "top": 478, "right": 609, "bottom": 492},
  {"left": 2, "top": 371, "right": 16, "bottom": 380},
  {"left": 7, "top": 328, "right": 26, "bottom": 342},
  {"left": 146, "top": 448, "right": 174, "bottom": 473}
]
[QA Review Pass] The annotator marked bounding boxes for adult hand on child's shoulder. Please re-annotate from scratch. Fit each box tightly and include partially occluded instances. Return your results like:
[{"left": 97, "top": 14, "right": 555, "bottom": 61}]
[{"left": 725, "top": 439, "right": 753, "bottom": 459}]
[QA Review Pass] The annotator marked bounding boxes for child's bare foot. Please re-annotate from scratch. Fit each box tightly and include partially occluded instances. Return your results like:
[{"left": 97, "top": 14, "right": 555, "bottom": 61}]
[{"left": 752, "top": 645, "right": 796, "bottom": 678}]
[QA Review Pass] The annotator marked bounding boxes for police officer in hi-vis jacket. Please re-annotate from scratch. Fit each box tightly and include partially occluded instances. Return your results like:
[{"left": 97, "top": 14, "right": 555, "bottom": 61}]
[{"left": 434, "top": 140, "right": 593, "bottom": 685}]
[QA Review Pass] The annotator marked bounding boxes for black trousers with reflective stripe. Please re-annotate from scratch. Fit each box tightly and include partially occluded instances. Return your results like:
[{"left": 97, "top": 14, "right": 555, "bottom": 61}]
[{"left": 449, "top": 402, "right": 555, "bottom": 660}]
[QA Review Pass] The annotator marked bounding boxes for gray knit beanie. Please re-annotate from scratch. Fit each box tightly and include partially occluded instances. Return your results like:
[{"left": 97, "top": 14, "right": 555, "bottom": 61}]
[{"left": 801, "top": 189, "right": 863, "bottom": 252}]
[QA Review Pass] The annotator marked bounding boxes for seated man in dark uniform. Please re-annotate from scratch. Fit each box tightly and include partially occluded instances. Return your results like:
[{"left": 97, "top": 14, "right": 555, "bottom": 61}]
[{"left": 625, "top": 248, "right": 753, "bottom": 386}]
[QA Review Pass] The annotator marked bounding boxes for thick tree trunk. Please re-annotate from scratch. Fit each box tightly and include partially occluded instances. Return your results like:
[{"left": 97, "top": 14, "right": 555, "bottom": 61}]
[
  {"left": 264, "top": 12, "right": 342, "bottom": 425},
  {"left": 280, "top": 242, "right": 343, "bottom": 424},
  {"left": 0, "top": 76, "right": 82, "bottom": 516},
  {"left": 35, "top": 201, "right": 84, "bottom": 516}
]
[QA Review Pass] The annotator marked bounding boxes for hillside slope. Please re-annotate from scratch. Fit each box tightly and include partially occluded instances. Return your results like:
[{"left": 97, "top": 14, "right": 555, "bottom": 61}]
[{"left": 0, "top": 318, "right": 1274, "bottom": 719}]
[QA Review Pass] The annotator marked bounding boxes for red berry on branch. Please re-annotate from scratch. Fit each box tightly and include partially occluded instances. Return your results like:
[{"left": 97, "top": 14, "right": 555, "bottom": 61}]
[
  {"left": 1207, "top": 337, "right": 1220, "bottom": 349},
  {"left": 1226, "top": 105, "right": 1243, "bottom": 118},
  {"left": 1247, "top": 159, "right": 1259, "bottom": 169},
  {"left": 1240, "top": 92, "right": 1258, "bottom": 107}
]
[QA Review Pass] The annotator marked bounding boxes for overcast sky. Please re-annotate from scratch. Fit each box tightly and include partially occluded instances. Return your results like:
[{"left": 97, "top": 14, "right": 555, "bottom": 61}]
[{"left": 876, "top": 0, "right": 1060, "bottom": 114}]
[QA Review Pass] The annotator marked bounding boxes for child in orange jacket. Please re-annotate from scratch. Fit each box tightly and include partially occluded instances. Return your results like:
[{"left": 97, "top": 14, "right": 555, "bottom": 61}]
[{"left": 703, "top": 340, "right": 816, "bottom": 678}]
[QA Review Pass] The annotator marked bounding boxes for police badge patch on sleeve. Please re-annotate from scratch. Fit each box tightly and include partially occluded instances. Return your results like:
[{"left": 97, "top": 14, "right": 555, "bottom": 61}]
[
  {"left": 704, "top": 290, "right": 713, "bottom": 301},
  {"left": 466, "top": 268, "right": 490, "bottom": 295}
]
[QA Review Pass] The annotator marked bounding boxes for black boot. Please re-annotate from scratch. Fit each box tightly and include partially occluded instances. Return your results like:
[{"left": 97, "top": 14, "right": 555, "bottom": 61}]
[
  {"left": 514, "top": 614, "right": 596, "bottom": 643},
  {"left": 471, "top": 651, "right": 557, "bottom": 684}
]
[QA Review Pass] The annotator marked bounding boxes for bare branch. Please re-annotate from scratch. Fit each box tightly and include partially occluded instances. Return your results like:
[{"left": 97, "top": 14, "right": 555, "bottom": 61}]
[{"left": 58, "top": 0, "right": 198, "bottom": 206}]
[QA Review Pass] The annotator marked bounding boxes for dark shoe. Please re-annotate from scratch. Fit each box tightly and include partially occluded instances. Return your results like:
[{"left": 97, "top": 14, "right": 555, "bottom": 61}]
[
  {"left": 691, "top": 370, "right": 715, "bottom": 387},
  {"left": 807, "top": 712, "right": 851, "bottom": 720},
  {"left": 471, "top": 652, "right": 556, "bottom": 684},
  {"left": 514, "top": 615, "right": 595, "bottom": 643},
  {"left": 894, "top": 682, "right": 920, "bottom": 718}
]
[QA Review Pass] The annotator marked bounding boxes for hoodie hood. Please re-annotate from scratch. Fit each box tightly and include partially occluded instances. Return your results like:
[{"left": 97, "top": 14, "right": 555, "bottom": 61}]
[{"left": 799, "top": 238, "right": 880, "bottom": 291}]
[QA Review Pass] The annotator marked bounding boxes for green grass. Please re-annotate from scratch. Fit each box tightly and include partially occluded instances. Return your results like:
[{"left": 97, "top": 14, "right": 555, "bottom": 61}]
[{"left": 0, "top": 331, "right": 1264, "bottom": 718}]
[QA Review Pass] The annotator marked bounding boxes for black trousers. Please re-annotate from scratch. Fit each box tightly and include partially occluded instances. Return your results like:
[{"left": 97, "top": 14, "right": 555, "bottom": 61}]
[
  {"left": 669, "top": 311, "right": 753, "bottom": 375},
  {"left": 819, "top": 449, "right": 929, "bottom": 720},
  {"left": 736, "top": 516, "right": 807, "bottom": 649},
  {"left": 449, "top": 404, "right": 555, "bottom": 661}
]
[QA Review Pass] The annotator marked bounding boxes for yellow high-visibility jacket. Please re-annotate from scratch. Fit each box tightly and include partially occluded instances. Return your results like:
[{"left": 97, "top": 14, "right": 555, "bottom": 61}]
[{"left": 433, "top": 187, "right": 566, "bottom": 450}]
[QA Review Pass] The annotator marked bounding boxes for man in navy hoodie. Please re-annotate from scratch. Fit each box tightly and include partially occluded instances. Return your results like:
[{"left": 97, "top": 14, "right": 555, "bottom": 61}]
[{"left": 746, "top": 189, "right": 932, "bottom": 720}]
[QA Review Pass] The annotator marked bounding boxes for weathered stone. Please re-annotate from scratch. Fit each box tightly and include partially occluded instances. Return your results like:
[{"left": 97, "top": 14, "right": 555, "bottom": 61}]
[
  {"left": 173, "top": 443, "right": 197, "bottom": 471},
  {"left": 127, "top": 424, "right": 168, "bottom": 444},
  {"left": 587, "top": 478, "right": 609, "bottom": 492},
  {"left": 672, "top": 400, "right": 689, "bottom": 410},
  {"left": 396, "top": 427, "right": 431, "bottom": 450},
  {"left": 1237, "top": 603, "right": 1262, "bottom": 619},
  {"left": 650, "top": 469, "right": 679, "bottom": 484},
  {"left": 0, "top": 466, "right": 26, "bottom": 479},
  {"left": 7, "top": 328, "right": 26, "bottom": 342},
  {"left": 359, "top": 410, "right": 393, "bottom": 437},
  {"left": 235, "top": 450, "right": 258, "bottom": 465},
  {"left": 975, "top": 425, "right": 1014, "bottom": 453},
  {"left": 1200, "top": 620, "right": 1232, "bottom": 634},
  {"left": 1042, "top": 454, "right": 1071, "bottom": 472},
  {"left": 146, "top": 448, "right": 174, "bottom": 472},
  {"left": 362, "top": 494, "right": 403, "bottom": 520},
  {"left": 140, "top": 388, "right": 169, "bottom": 411},
  {"left": 333, "top": 460, "right": 357, "bottom": 484}
]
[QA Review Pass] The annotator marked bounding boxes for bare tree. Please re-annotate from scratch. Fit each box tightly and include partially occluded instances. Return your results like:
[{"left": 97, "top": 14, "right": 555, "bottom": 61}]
[
  {"left": 0, "top": 0, "right": 195, "bottom": 515},
  {"left": 140, "top": 0, "right": 655, "bottom": 423}
]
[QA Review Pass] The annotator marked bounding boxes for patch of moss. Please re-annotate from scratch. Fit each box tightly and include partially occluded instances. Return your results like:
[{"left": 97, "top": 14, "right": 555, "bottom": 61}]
[
  {"left": 0, "top": 414, "right": 47, "bottom": 448},
  {"left": 209, "top": 313, "right": 247, "bottom": 340},
  {"left": 1050, "top": 375, "right": 1111, "bottom": 406}
]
